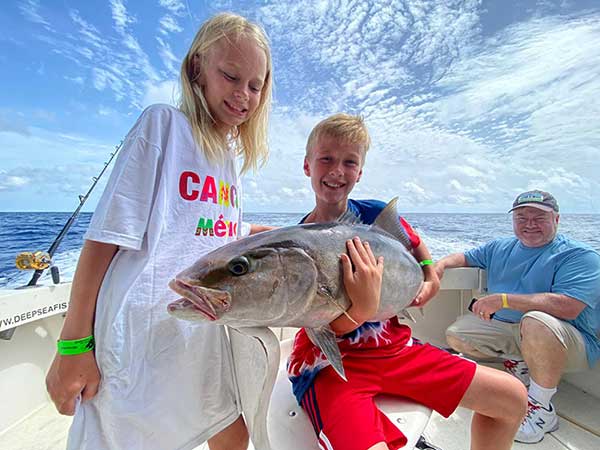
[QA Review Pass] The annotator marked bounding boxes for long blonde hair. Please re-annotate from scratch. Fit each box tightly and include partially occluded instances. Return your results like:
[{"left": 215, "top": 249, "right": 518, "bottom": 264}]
[{"left": 179, "top": 13, "right": 272, "bottom": 173}]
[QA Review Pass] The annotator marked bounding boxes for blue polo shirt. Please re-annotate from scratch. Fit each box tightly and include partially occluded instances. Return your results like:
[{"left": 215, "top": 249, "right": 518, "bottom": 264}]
[{"left": 465, "top": 234, "right": 600, "bottom": 366}]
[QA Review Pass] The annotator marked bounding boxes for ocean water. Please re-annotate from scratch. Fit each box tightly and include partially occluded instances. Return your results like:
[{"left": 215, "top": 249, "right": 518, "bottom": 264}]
[{"left": 1, "top": 211, "right": 599, "bottom": 289}]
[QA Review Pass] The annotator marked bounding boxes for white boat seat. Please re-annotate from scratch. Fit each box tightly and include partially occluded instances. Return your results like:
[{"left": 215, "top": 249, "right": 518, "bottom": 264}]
[{"left": 228, "top": 327, "right": 433, "bottom": 450}]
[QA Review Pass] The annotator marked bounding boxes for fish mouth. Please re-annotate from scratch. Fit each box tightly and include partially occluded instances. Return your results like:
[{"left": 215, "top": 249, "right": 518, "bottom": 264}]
[{"left": 167, "top": 278, "right": 231, "bottom": 321}]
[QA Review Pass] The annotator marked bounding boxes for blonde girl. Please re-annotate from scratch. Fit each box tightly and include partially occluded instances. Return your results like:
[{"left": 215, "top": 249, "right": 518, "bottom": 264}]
[{"left": 46, "top": 12, "right": 272, "bottom": 450}]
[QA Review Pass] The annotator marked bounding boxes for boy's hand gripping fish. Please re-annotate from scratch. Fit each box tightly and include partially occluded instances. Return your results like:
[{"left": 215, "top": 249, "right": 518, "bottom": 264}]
[{"left": 168, "top": 198, "right": 423, "bottom": 380}]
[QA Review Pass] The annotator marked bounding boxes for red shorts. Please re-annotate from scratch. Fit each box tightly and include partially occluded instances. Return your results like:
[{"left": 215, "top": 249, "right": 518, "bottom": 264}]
[{"left": 300, "top": 342, "right": 476, "bottom": 450}]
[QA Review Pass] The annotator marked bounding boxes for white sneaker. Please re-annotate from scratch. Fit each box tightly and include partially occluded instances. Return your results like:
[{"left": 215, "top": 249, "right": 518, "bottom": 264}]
[
  {"left": 515, "top": 397, "right": 559, "bottom": 443},
  {"left": 503, "top": 359, "right": 530, "bottom": 387}
]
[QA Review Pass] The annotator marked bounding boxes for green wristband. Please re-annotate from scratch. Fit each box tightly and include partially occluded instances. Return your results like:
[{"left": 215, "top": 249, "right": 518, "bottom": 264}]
[
  {"left": 419, "top": 259, "right": 434, "bottom": 267},
  {"left": 57, "top": 335, "right": 95, "bottom": 355}
]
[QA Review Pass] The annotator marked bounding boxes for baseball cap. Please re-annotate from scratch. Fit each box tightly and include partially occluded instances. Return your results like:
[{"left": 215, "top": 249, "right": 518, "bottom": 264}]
[{"left": 508, "top": 190, "right": 559, "bottom": 213}]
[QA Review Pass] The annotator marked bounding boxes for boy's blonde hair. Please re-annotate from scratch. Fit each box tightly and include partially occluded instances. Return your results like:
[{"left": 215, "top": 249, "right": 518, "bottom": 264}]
[
  {"left": 179, "top": 13, "right": 272, "bottom": 173},
  {"left": 305, "top": 113, "right": 371, "bottom": 162}
]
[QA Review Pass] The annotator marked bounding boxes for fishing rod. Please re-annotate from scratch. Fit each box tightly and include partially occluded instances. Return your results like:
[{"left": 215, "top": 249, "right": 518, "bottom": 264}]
[{"left": 15, "top": 141, "right": 123, "bottom": 287}]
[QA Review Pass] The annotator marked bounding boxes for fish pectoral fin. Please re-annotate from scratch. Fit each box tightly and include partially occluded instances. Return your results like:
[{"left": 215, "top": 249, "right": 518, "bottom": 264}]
[
  {"left": 305, "top": 327, "right": 347, "bottom": 381},
  {"left": 398, "top": 308, "right": 417, "bottom": 323}
]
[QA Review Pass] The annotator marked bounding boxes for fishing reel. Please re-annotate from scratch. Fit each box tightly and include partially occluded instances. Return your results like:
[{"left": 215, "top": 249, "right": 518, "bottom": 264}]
[{"left": 15, "top": 251, "right": 60, "bottom": 284}]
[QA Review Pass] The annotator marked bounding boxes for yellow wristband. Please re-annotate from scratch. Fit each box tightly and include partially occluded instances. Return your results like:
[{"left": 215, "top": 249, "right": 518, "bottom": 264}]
[{"left": 501, "top": 293, "right": 509, "bottom": 308}]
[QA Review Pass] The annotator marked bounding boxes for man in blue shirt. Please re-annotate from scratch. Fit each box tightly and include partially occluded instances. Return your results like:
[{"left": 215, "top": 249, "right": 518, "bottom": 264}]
[{"left": 435, "top": 190, "right": 600, "bottom": 444}]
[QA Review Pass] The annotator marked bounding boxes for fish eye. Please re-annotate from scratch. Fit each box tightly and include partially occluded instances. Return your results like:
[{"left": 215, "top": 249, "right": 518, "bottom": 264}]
[{"left": 228, "top": 256, "right": 249, "bottom": 276}]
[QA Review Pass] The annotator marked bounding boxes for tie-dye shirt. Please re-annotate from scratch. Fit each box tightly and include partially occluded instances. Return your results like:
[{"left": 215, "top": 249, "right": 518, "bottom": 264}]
[{"left": 287, "top": 199, "right": 420, "bottom": 403}]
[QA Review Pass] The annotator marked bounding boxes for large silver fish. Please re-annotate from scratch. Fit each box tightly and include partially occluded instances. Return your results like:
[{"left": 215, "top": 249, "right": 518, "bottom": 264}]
[{"left": 168, "top": 198, "right": 423, "bottom": 379}]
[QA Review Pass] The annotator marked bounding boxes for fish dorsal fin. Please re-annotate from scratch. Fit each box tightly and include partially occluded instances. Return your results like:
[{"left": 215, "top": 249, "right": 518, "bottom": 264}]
[
  {"left": 336, "top": 207, "right": 362, "bottom": 225},
  {"left": 372, "top": 197, "right": 412, "bottom": 250},
  {"left": 305, "top": 327, "right": 347, "bottom": 381}
]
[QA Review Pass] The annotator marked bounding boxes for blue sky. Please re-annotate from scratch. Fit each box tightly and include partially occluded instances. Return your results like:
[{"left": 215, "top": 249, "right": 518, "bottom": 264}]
[{"left": 1, "top": 0, "right": 599, "bottom": 213}]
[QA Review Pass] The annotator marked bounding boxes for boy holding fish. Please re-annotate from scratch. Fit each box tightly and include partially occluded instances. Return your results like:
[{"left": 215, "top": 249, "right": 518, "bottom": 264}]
[{"left": 287, "top": 113, "right": 528, "bottom": 450}]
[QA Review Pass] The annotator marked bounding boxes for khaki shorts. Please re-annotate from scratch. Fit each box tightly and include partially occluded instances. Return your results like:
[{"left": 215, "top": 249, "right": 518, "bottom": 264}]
[{"left": 446, "top": 311, "right": 590, "bottom": 372}]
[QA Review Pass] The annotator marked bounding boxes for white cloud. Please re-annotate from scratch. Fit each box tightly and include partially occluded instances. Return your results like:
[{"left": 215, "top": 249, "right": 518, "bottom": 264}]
[
  {"left": 142, "top": 80, "right": 179, "bottom": 108},
  {"left": 157, "top": 1, "right": 185, "bottom": 38},
  {"left": 242, "top": 108, "right": 321, "bottom": 212},
  {"left": 98, "top": 106, "right": 118, "bottom": 117},
  {"left": 0, "top": 173, "right": 29, "bottom": 191},
  {"left": 19, "top": 0, "right": 52, "bottom": 29},
  {"left": 64, "top": 75, "right": 84, "bottom": 85},
  {"left": 159, "top": 15, "right": 183, "bottom": 35},
  {"left": 59, "top": 4, "right": 161, "bottom": 108},
  {"left": 449, "top": 179, "right": 462, "bottom": 191},
  {"left": 403, "top": 181, "right": 428, "bottom": 197},
  {"left": 159, "top": 0, "right": 186, "bottom": 15},
  {"left": 109, "top": 0, "right": 136, "bottom": 33},
  {"left": 0, "top": 125, "right": 115, "bottom": 210},
  {"left": 5, "top": 1, "right": 600, "bottom": 213},
  {"left": 156, "top": 37, "right": 180, "bottom": 75},
  {"left": 69, "top": 9, "right": 104, "bottom": 48}
]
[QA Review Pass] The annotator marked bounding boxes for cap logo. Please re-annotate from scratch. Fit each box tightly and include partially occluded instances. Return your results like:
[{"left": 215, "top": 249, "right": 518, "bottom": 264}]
[
  {"left": 510, "top": 190, "right": 558, "bottom": 213},
  {"left": 517, "top": 192, "right": 544, "bottom": 204}
]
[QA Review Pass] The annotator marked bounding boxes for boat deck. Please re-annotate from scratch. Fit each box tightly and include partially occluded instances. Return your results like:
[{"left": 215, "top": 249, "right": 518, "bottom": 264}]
[
  {"left": 424, "top": 379, "right": 600, "bottom": 450},
  {"left": 2, "top": 372, "right": 598, "bottom": 450}
]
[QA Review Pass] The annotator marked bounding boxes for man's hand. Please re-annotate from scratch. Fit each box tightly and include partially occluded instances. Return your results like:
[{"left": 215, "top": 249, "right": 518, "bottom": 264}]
[
  {"left": 471, "top": 294, "right": 503, "bottom": 321},
  {"left": 433, "top": 253, "right": 468, "bottom": 281},
  {"left": 434, "top": 261, "right": 445, "bottom": 281},
  {"left": 340, "top": 237, "right": 384, "bottom": 324},
  {"left": 46, "top": 351, "right": 101, "bottom": 415}
]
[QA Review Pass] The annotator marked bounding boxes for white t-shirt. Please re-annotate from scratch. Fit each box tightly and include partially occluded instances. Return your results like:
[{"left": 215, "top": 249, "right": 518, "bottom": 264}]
[{"left": 68, "top": 104, "right": 243, "bottom": 450}]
